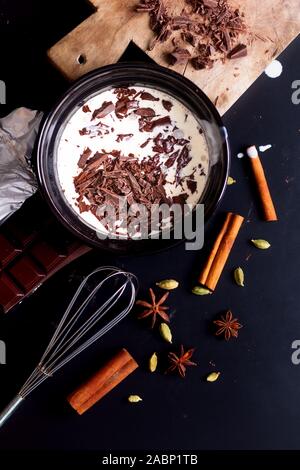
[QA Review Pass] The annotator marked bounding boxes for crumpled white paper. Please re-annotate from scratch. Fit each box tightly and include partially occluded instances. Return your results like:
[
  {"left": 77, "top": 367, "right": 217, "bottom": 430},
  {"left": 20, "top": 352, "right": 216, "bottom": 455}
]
[{"left": 0, "top": 107, "right": 43, "bottom": 225}]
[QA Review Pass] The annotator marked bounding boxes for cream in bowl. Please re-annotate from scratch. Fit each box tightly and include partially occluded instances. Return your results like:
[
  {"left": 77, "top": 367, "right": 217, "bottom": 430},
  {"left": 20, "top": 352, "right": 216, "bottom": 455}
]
[{"left": 56, "top": 86, "right": 210, "bottom": 237}]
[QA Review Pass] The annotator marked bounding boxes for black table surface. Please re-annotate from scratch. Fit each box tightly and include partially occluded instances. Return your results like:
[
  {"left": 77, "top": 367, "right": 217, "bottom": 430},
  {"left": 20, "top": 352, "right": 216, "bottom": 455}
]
[{"left": 1, "top": 0, "right": 300, "bottom": 459}]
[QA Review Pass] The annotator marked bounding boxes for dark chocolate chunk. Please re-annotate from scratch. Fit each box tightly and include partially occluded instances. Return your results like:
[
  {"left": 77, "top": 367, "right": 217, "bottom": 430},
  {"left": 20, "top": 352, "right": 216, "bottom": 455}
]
[
  {"left": 169, "top": 47, "right": 191, "bottom": 65},
  {"left": 0, "top": 234, "right": 21, "bottom": 267},
  {"left": 152, "top": 133, "right": 177, "bottom": 154},
  {"left": 191, "top": 57, "right": 206, "bottom": 70},
  {"left": 140, "top": 91, "right": 159, "bottom": 101},
  {"left": 136, "top": 0, "right": 248, "bottom": 69},
  {"left": 135, "top": 108, "right": 156, "bottom": 117},
  {"left": 181, "top": 31, "right": 198, "bottom": 47},
  {"left": 30, "top": 241, "right": 66, "bottom": 273},
  {"left": 172, "top": 194, "right": 188, "bottom": 205},
  {"left": 177, "top": 146, "right": 192, "bottom": 172},
  {"left": 187, "top": 179, "right": 197, "bottom": 194},
  {"left": 140, "top": 138, "right": 151, "bottom": 148},
  {"left": 228, "top": 43, "right": 247, "bottom": 59},
  {"left": 202, "top": 0, "right": 218, "bottom": 9},
  {"left": 79, "top": 127, "right": 89, "bottom": 136},
  {"left": 92, "top": 101, "right": 115, "bottom": 120},
  {"left": 9, "top": 256, "right": 45, "bottom": 291},
  {"left": 223, "top": 30, "right": 232, "bottom": 51},
  {"left": 115, "top": 98, "right": 139, "bottom": 119},
  {"left": 116, "top": 134, "right": 134, "bottom": 142},
  {"left": 78, "top": 147, "right": 92, "bottom": 168},
  {"left": 141, "top": 116, "right": 171, "bottom": 132},
  {"left": 84, "top": 152, "right": 108, "bottom": 171},
  {"left": 82, "top": 105, "right": 91, "bottom": 113},
  {"left": 77, "top": 196, "right": 90, "bottom": 213},
  {"left": 0, "top": 272, "right": 23, "bottom": 313},
  {"left": 165, "top": 150, "right": 179, "bottom": 168},
  {"left": 162, "top": 100, "right": 173, "bottom": 112}
]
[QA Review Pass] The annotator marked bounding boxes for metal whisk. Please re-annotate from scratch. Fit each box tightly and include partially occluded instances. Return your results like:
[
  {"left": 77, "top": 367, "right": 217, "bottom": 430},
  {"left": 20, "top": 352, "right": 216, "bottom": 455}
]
[{"left": 0, "top": 266, "right": 138, "bottom": 428}]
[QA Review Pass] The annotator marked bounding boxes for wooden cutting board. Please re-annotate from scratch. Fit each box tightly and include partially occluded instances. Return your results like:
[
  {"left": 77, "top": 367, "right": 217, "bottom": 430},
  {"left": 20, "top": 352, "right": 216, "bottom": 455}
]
[{"left": 48, "top": 0, "right": 300, "bottom": 115}]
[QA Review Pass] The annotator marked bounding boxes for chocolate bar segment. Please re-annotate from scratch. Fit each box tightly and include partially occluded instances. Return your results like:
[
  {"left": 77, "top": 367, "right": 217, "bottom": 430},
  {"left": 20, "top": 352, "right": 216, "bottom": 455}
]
[
  {"left": 6, "top": 219, "right": 38, "bottom": 248},
  {"left": 0, "top": 272, "right": 24, "bottom": 313},
  {"left": 9, "top": 256, "right": 45, "bottom": 291},
  {"left": 0, "top": 234, "right": 22, "bottom": 267},
  {"left": 0, "top": 194, "right": 92, "bottom": 314},
  {"left": 30, "top": 241, "right": 66, "bottom": 273}
]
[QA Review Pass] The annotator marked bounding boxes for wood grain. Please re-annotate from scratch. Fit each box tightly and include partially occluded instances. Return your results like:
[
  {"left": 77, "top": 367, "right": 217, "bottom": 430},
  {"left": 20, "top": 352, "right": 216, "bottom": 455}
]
[{"left": 48, "top": 0, "right": 300, "bottom": 115}]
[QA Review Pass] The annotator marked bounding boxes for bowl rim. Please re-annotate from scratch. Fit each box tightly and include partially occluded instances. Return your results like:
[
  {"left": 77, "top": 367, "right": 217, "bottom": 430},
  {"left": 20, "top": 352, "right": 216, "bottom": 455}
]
[{"left": 36, "top": 61, "right": 230, "bottom": 253}]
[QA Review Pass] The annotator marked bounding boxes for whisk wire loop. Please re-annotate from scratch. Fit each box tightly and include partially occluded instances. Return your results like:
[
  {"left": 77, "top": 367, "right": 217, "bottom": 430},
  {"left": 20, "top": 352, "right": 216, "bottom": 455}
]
[{"left": 0, "top": 266, "right": 138, "bottom": 427}]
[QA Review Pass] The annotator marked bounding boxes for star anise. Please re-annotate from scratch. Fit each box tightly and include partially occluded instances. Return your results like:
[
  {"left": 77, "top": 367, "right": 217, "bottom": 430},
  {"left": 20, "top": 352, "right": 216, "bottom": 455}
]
[
  {"left": 166, "top": 345, "right": 197, "bottom": 378},
  {"left": 136, "top": 288, "right": 169, "bottom": 328},
  {"left": 213, "top": 310, "right": 243, "bottom": 341}
]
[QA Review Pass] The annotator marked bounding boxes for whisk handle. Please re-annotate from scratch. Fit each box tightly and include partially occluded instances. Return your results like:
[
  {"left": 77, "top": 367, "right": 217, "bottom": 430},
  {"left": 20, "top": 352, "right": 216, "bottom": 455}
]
[{"left": 0, "top": 395, "right": 23, "bottom": 429}]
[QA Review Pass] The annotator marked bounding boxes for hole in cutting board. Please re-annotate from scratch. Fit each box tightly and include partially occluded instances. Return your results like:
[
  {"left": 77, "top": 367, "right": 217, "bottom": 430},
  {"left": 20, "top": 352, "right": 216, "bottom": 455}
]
[{"left": 77, "top": 54, "right": 87, "bottom": 65}]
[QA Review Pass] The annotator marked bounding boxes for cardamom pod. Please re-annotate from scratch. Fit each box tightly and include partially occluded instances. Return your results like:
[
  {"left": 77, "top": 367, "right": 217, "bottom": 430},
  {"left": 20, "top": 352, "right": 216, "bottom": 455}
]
[
  {"left": 192, "top": 286, "right": 212, "bottom": 296},
  {"left": 159, "top": 322, "right": 172, "bottom": 343},
  {"left": 227, "top": 176, "right": 236, "bottom": 185},
  {"left": 234, "top": 267, "right": 244, "bottom": 287},
  {"left": 207, "top": 372, "right": 220, "bottom": 382},
  {"left": 149, "top": 352, "right": 158, "bottom": 372},
  {"left": 156, "top": 279, "right": 179, "bottom": 290},
  {"left": 128, "top": 395, "right": 142, "bottom": 403},
  {"left": 251, "top": 239, "right": 271, "bottom": 250}
]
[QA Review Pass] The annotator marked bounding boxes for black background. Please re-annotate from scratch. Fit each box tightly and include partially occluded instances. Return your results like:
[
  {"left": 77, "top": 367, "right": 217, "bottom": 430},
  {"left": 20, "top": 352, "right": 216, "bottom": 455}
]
[{"left": 0, "top": 0, "right": 300, "bottom": 458}]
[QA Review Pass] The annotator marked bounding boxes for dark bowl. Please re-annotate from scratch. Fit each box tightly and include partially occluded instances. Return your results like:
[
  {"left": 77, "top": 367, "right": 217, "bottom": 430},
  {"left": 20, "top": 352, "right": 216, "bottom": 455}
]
[{"left": 36, "top": 62, "right": 230, "bottom": 254}]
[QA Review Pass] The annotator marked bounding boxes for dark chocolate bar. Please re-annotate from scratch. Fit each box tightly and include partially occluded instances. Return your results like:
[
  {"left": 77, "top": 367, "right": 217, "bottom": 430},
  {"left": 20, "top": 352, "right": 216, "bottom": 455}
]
[{"left": 0, "top": 194, "right": 92, "bottom": 314}]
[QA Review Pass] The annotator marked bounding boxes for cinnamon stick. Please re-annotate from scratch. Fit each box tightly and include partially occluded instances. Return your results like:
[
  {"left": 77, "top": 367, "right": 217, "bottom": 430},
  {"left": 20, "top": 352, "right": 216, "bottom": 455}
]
[
  {"left": 67, "top": 349, "right": 138, "bottom": 415},
  {"left": 198, "top": 212, "right": 244, "bottom": 291},
  {"left": 246, "top": 145, "right": 278, "bottom": 221}
]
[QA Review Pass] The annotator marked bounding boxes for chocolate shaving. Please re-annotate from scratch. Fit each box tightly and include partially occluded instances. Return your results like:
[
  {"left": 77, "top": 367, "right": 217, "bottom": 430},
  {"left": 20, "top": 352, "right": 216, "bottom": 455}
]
[
  {"left": 152, "top": 133, "right": 177, "bottom": 154},
  {"left": 73, "top": 84, "right": 203, "bottom": 235},
  {"left": 113, "top": 88, "right": 140, "bottom": 119},
  {"left": 173, "top": 194, "right": 188, "bottom": 205},
  {"left": 177, "top": 146, "right": 192, "bottom": 176},
  {"left": 116, "top": 134, "right": 134, "bottom": 142},
  {"left": 165, "top": 150, "right": 180, "bottom": 168},
  {"left": 187, "top": 179, "right": 197, "bottom": 194},
  {"left": 84, "top": 152, "right": 108, "bottom": 171},
  {"left": 135, "top": 108, "right": 156, "bottom": 117},
  {"left": 92, "top": 101, "right": 115, "bottom": 120},
  {"left": 228, "top": 43, "right": 247, "bottom": 59},
  {"left": 78, "top": 147, "right": 92, "bottom": 168},
  {"left": 202, "top": 0, "right": 218, "bottom": 8},
  {"left": 117, "top": 100, "right": 138, "bottom": 117},
  {"left": 191, "top": 57, "right": 206, "bottom": 70},
  {"left": 141, "top": 116, "right": 171, "bottom": 132},
  {"left": 79, "top": 127, "right": 89, "bottom": 136},
  {"left": 77, "top": 196, "right": 90, "bottom": 213},
  {"left": 162, "top": 100, "right": 173, "bottom": 112},
  {"left": 73, "top": 151, "right": 175, "bottom": 228},
  {"left": 136, "top": 0, "right": 249, "bottom": 70},
  {"left": 140, "top": 138, "right": 151, "bottom": 148},
  {"left": 82, "top": 105, "right": 91, "bottom": 113},
  {"left": 169, "top": 47, "right": 191, "bottom": 65},
  {"left": 181, "top": 31, "right": 198, "bottom": 47},
  {"left": 140, "top": 91, "right": 160, "bottom": 101}
]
